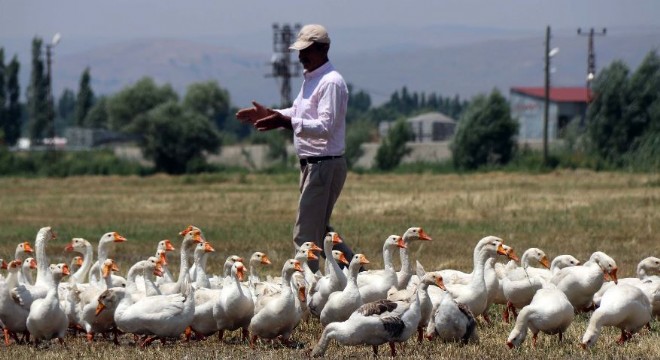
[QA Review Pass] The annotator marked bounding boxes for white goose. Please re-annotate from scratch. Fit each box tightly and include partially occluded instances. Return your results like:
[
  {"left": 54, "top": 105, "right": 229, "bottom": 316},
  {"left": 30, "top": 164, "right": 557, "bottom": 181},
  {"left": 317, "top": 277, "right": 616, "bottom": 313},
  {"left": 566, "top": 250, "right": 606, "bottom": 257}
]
[
  {"left": 551, "top": 251, "right": 618, "bottom": 311},
  {"left": 14, "top": 242, "right": 33, "bottom": 285},
  {"left": 506, "top": 286, "right": 575, "bottom": 348},
  {"left": 308, "top": 232, "right": 346, "bottom": 317},
  {"left": 248, "top": 259, "right": 304, "bottom": 348},
  {"left": 192, "top": 241, "right": 215, "bottom": 289},
  {"left": 20, "top": 257, "right": 37, "bottom": 286},
  {"left": 0, "top": 260, "right": 30, "bottom": 345},
  {"left": 311, "top": 273, "right": 445, "bottom": 357},
  {"left": 155, "top": 239, "right": 176, "bottom": 285},
  {"left": 396, "top": 227, "right": 433, "bottom": 290},
  {"left": 26, "top": 263, "right": 70, "bottom": 347},
  {"left": 247, "top": 251, "right": 272, "bottom": 286},
  {"left": 320, "top": 254, "right": 370, "bottom": 326},
  {"left": 78, "top": 259, "right": 120, "bottom": 343},
  {"left": 213, "top": 261, "right": 255, "bottom": 342},
  {"left": 158, "top": 229, "right": 203, "bottom": 295},
  {"left": 424, "top": 286, "right": 478, "bottom": 344},
  {"left": 501, "top": 248, "right": 551, "bottom": 322},
  {"left": 581, "top": 284, "right": 652, "bottom": 348},
  {"left": 68, "top": 256, "right": 84, "bottom": 280},
  {"left": 10, "top": 226, "right": 56, "bottom": 310},
  {"left": 64, "top": 238, "right": 94, "bottom": 284},
  {"left": 89, "top": 232, "right": 127, "bottom": 287},
  {"left": 356, "top": 235, "right": 407, "bottom": 303}
]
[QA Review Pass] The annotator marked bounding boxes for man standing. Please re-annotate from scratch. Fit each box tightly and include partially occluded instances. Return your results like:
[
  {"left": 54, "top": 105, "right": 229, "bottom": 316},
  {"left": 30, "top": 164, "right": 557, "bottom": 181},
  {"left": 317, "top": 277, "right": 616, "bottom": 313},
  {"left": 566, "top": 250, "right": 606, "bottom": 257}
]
[{"left": 236, "top": 24, "right": 355, "bottom": 272}]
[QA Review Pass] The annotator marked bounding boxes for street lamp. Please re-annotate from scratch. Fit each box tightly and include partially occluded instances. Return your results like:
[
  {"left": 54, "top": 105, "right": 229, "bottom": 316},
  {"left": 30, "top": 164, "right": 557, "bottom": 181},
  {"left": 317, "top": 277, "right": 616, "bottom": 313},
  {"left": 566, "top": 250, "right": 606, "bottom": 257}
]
[
  {"left": 542, "top": 26, "right": 558, "bottom": 166},
  {"left": 46, "top": 32, "right": 61, "bottom": 147}
]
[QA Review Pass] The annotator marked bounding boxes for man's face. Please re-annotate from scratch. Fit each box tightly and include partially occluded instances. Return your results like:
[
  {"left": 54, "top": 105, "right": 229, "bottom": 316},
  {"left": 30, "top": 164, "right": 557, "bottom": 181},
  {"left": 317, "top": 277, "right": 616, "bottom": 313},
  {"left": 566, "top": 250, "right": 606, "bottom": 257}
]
[{"left": 298, "top": 43, "right": 327, "bottom": 72}]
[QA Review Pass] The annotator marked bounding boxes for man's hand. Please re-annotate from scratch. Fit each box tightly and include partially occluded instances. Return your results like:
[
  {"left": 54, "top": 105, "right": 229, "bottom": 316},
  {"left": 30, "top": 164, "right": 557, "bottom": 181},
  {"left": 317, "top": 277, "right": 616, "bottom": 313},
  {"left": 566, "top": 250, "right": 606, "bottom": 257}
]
[
  {"left": 236, "top": 101, "right": 271, "bottom": 125},
  {"left": 255, "top": 112, "right": 292, "bottom": 131}
]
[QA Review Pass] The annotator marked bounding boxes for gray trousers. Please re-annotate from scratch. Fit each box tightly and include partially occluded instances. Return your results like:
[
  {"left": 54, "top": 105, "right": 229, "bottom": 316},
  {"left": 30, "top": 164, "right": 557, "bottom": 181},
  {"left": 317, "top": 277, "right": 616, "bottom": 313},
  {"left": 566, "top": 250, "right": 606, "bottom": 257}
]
[{"left": 293, "top": 157, "right": 354, "bottom": 273}]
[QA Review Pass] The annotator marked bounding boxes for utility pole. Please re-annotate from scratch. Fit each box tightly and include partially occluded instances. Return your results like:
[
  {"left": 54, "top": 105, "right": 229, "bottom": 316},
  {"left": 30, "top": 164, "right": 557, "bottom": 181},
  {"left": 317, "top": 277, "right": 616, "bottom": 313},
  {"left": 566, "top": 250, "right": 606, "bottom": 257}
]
[
  {"left": 268, "top": 23, "right": 302, "bottom": 108},
  {"left": 543, "top": 25, "right": 551, "bottom": 166},
  {"left": 577, "top": 27, "right": 606, "bottom": 103},
  {"left": 45, "top": 33, "right": 61, "bottom": 150}
]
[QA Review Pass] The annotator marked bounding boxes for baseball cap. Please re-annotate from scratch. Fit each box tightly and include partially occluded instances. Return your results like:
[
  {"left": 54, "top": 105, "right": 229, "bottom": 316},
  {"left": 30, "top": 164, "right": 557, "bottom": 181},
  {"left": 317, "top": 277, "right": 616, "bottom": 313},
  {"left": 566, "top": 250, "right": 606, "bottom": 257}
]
[{"left": 289, "top": 24, "right": 331, "bottom": 51}]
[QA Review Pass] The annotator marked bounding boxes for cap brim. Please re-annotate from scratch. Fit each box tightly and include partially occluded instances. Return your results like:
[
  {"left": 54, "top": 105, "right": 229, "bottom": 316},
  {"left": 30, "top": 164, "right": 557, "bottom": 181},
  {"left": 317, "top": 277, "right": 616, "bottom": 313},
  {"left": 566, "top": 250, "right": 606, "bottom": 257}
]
[{"left": 289, "top": 40, "right": 314, "bottom": 51}]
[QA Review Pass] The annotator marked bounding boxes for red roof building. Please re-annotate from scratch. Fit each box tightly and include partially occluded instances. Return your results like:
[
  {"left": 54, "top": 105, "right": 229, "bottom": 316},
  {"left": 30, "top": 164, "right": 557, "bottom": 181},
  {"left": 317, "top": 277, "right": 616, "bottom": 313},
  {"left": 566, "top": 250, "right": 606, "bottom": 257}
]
[{"left": 509, "top": 87, "right": 591, "bottom": 141}]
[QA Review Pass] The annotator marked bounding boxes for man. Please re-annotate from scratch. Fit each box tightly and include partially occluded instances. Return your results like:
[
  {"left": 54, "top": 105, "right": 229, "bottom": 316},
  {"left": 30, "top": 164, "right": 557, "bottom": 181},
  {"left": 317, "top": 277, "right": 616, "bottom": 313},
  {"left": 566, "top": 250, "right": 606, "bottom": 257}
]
[{"left": 236, "top": 24, "right": 355, "bottom": 272}]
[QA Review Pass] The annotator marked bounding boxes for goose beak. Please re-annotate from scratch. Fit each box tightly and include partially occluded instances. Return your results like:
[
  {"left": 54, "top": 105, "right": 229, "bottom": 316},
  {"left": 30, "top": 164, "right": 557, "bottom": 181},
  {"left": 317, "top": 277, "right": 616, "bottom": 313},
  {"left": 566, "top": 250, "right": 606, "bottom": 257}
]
[
  {"left": 193, "top": 231, "right": 203, "bottom": 243},
  {"left": 609, "top": 268, "right": 618, "bottom": 284},
  {"left": 338, "top": 253, "right": 349, "bottom": 266},
  {"left": 164, "top": 240, "right": 175, "bottom": 251},
  {"left": 506, "top": 248, "right": 520, "bottom": 262},
  {"left": 111, "top": 261, "right": 120, "bottom": 272},
  {"left": 359, "top": 255, "right": 370, "bottom": 265},
  {"left": 436, "top": 276, "right": 446, "bottom": 291},
  {"left": 179, "top": 225, "right": 193, "bottom": 236},
  {"left": 261, "top": 255, "right": 272, "bottom": 265},
  {"left": 23, "top": 242, "right": 34, "bottom": 253},
  {"left": 540, "top": 256, "right": 550, "bottom": 269},
  {"left": 236, "top": 265, "right": 244, "bottom": 282},
  {"left": 64, "top": 243, "right": 74, "bottom": 252},
  {"left": 306, "top": 251, "right": 318, "bottom": 261},
  {"left": 153, "top": 265, "right": 164, "bottom": 277},
  {"left": 95, "top": 302, "right": 106, "bottom": 316},
  {"left": 30, "top": 259, "right": 38, "bottom": 269},
  {"left": 293, "top": 261, "right": 304, "bottom": 272},
  {"left": 396, "top": 237, "right": 407, "bottom": 249},
  {"left": 113, "top": 232, "right": 127, "bottom": 242},
  {"left": 497, "top": 243, "right": 508, "bottom": 256},
  {"left": 310, "top": 243, "right": 323, "bottom": 252},
  {"left": 102, "top": 265, "right": 110, "bottom": 278},
  {"left": 204, "top": 242, "right": 215, "bottom": 253},
  {"left": 62, "top": 264, "right": 70, "bottom": 276},
  {"left": 332, "top": 233, "right": 343, "bottom": 245},
  {"left": 159, "top": 252, "right": 168, "bottom": 266},
  {"left": 418, "top": 229, "right": 433, "bottom": 241}
]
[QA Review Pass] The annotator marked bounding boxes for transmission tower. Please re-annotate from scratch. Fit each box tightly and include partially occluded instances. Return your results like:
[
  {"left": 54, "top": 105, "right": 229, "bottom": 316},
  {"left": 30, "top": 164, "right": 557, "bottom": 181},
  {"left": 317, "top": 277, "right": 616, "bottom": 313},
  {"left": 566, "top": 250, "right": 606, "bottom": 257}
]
[
  {"left": 268, "top": 23, "right": 302, "bottom": 108},
  {"left": 577, "top": 27, "right": 607, "bottom": 102}
]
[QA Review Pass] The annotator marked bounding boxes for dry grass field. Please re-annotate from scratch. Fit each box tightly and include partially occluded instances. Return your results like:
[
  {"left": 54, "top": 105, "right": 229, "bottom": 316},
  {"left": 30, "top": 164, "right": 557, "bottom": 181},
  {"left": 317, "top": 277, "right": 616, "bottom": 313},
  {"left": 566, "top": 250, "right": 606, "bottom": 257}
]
[{"left": 0, "top": 170, "right": 658, "bottom": 359}]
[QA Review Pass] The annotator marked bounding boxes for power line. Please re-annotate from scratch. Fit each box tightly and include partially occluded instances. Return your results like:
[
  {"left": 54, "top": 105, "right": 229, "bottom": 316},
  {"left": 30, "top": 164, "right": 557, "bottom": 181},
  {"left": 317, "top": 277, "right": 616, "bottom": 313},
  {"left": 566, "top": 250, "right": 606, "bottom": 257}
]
[
  {"left": 577, "top": 27, "right": 607, "bottom": 103},
  {"left": 267, "top": 23, "right": 302, "bottom": 108}
]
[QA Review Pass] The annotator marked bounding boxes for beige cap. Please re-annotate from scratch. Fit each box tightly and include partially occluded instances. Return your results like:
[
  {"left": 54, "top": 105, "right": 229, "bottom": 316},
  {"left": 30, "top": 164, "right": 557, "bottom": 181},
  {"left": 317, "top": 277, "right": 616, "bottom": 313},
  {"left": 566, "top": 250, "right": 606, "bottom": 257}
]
[{"left": 289, "top": 24, "right": 331, "bottom": 50}]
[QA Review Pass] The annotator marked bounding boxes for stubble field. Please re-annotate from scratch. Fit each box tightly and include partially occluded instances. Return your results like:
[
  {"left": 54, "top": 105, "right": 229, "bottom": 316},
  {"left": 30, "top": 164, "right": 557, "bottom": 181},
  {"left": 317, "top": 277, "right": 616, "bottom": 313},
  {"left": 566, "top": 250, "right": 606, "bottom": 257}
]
[{"left": 0, "top": 170, "right": 658, "bottom": 359}]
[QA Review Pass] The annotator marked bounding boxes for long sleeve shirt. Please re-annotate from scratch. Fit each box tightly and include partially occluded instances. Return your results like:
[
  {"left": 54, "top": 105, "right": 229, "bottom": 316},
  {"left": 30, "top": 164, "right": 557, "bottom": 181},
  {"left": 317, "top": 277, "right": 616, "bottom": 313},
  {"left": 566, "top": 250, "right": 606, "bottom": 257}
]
[{"left": 276, "top": 61, "right": 348, "bottom": 159}]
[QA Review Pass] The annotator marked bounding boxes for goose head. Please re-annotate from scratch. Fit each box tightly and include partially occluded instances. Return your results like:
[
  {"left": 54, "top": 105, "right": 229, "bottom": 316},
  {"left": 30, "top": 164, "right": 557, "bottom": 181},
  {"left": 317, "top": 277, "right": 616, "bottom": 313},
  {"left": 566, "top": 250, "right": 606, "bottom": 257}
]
[
  {"left": 156, "top": 249, "right": 169, "bottom": 266},
  {"left": 102, "top": 259, "right": 120, "bottom": 278},
  {"left": 24, "top": 257, "right": 38, "bottom": 270},
  {"left": 551, "top": 255, "right": 580, "bottom": 272},
  {"left": 282, "top": 259, "right": 304, "bottom": 277},
  {"left": 64, "top": 237, "right": 91, "bottom": 252},
  {"left": 7, "top": 259, "right": 22, "bottom": 273},
  {"left": 384, "top": 235, "right": 407, "bottom": 251},
  {"left": 299, "top": 241, "right": 323, "bottom": 253},
  {"left": 95, "top": 288, "right": 125, "bottom": 316},
  {"left": 506, "top": 326, "right": 527, "bottom": 348},
  {"left": 323, "top": 232, "right": 343, "bottom": 248},
  {"left": 501, "top": 244, "right": 520, "bottom": 262},
  {"left": 522, "top": 248, "right": 550, "bottom": 269},
  {"left": 295, "top": 249, "right": 318, "bottom": 263},
  {"left": 49, "top": 263, "right": 71, "bottom": 282},
  {"left": 402, "top": 227, "right": 432, "bottom": 244},
  {"left": 250, "top": 252, "right": 272, "bottom": 267},
  {"left": 332, "top": 250, "right": 349, "bottom": 266},
  {"left": 146, "top": 256, "right": 164, "bottom": 277},
  {"left": 421, "top": 272, "right": 446, "bottom": 291},
  {"left": 637, "top": 256, "right": 660, "bottom": 278},
  {"left": 350, "top": 253, "right": 370, "bottom": 267},
  {"left": 476, "top": 236, "right": 507, "bottom": 258},
  {"left": 232, "top": 261, "right": 246, "bottom": 282},
  {"left": 224, "top": 255, "right": 244, "bottom": 276},
  {"left": 157, "top": 239, "right": 176, "bottom": 252},
  {"left": 37, "top": 226, "right": 57, "bottom": 242},
  {"left": 16, "top": 241, "right": 34, "bottom": 258},
  {"left": 590, "top": 251, "right": 618, "bottom": 284},
  {"left": 179, "top": 225, "right": 206, "bottom": 241},
  {"left": 182, "top": 229, "right": 204, "bottom": 250},
  {"left": 194, "top": 241, "right": 215, "bottom": 260}
]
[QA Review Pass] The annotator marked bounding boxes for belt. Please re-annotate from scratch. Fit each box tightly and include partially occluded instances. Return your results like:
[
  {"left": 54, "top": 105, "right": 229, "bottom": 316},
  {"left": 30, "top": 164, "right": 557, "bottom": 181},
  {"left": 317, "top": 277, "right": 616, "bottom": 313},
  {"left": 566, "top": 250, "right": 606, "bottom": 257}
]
[{"left": 299, "top": 155, "right": 343, "bottom": 166}]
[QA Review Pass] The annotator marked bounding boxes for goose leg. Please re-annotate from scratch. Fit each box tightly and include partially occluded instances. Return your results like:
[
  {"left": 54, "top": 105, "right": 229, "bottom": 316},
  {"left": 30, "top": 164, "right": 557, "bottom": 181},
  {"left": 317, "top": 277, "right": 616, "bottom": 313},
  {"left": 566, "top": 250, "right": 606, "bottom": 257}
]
[
  {"left": 389, "top": 341, "right": 397, "bottom": 357},
  {"left": 532, "top": 333, "right": 538, "bottom": 348},
  {"left": 86, "top": 332, "right": 95, "bottom": 343},
  {"left": 4, "top": 328, "right": 12, "bottom": 346},
  {"left": 250, "top": 334, "right": 258, "bottom": 348},
  {"left": 372, "top": 345, "right": 378, "bottom": 356}
]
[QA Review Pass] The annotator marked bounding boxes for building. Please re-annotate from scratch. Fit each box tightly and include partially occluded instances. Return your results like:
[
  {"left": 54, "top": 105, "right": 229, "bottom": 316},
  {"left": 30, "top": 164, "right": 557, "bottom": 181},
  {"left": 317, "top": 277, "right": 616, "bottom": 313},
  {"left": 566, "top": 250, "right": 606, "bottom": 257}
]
[
  {"left": 509, "top": 87, "right": 591, "bottom": 141},
  {"left": 379, "top": 111, "right": 456, "bottom": 142}
]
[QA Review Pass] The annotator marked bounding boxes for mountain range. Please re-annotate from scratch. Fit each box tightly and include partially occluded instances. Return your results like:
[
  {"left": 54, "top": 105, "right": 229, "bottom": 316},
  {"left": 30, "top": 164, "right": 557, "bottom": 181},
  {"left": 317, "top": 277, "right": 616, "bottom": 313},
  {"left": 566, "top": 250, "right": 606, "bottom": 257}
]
[{"left": 3, "top": 26, "right": 659, "bottom": 108}]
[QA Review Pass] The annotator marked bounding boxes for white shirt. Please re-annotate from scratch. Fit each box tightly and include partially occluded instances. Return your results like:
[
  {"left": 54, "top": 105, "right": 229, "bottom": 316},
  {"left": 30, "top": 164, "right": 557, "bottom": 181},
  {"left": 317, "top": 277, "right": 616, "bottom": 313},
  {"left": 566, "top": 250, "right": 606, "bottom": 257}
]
[{"left": 277, "top": 61, "right": 348, "bottom": 158}]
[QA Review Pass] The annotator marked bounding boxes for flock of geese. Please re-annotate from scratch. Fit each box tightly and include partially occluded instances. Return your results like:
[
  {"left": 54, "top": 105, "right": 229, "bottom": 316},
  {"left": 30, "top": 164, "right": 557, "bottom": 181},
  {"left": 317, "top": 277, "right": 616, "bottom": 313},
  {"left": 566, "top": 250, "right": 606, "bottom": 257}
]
[{"left": 0, "top": 225, "right": 658, "bottom": 356}]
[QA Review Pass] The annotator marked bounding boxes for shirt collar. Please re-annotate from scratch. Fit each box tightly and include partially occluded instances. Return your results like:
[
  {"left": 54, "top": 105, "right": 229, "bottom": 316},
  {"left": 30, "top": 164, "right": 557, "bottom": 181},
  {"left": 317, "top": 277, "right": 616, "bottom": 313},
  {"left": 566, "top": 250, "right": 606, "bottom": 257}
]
[{"left": 304, "top": 61, "right": 333, "bottom": 79}]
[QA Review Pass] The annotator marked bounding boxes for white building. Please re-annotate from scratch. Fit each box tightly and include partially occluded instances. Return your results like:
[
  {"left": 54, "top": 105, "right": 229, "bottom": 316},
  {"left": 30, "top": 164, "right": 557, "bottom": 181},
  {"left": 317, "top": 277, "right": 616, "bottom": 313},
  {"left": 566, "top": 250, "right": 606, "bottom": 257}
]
[{"left": 379, "top": 111, "right": 456, "bottom": 142}]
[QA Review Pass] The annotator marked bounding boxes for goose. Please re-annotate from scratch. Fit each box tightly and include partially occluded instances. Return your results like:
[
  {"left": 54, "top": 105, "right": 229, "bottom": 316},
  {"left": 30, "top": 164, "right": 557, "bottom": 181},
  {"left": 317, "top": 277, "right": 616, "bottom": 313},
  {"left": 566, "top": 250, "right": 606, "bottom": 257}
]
[
  {"left": 581, "top": 284, "right": 652, "bottom": 348},
  {"left": 388, "top": 272, "right": 445, "bottom": 343},
  {"left": 99, "top": 270, "right": 195, "bottom": 347},
  {"left": 506, "top": 285, "right": 575, "bottom": 348},
  {"left": 69, "top": 256, "right": 84, "bottom": 277},
  {"left": 356, "top": 235, "right": 407, "bottom": 304},
  {"left": 308, "top": 232, "right": 346, "bottom": 317},
  {"left": 10, "top": 226, "right": 56, "bottom": 310},
  {"left": 78, "top": 259, "right": 120, "bottom": 343},
  {"left": 311, "top": 272, "right": 445, "bottom": 357},
  {"left": 89, "top": 232, "right": 127, "bottom": 287},
  {"left": 20, "top": 257, "right": 37, "bottom": 286},
  {"left": 158, "top": 229, "right": 204, "bottom": 295},
  {"left": 320, "top": 254, "right": 370, "bottom": 326},
  {"left": 248, "top": 259, "right": 304, "bottom": 348},
  {"left": 0, "top": 260, "right": 30, "bottom": 345},
  {"left": 424, "top": 286, "right": 478, "bottom": 344},
  {"left": 26, "top": 263, "right": 70, "bottom": 347},
  {"left": 212, "top": 261, "right": 255, "bottom": 342},
  {"left": 247, "top": 252, "right": 272, "bottom": 286},
  {"left": 551, "top": 251, "right": 618, "bottom": 311},
  {"left": 431, "top": 236, "right": 507, "bottom": 318},
  {"left": 192, "top": 241, "right": 215, "bottom": 289},
  {"left": 64, "top": 237, "right": 94, "bottom": 284},
  {"left": 14, "top": 242, "right": 33, "bottom": 285},
  {"left": 501, "top": 248, "right": 551, "bottom": 322},
  {"left": 441, "top": 242, "right": 519, "bottom": 285},
  {"left": 155, "top": 239, "right": 176, "bottom": 285},
  {"left": 593, "top": 256, "right": 660, "bottom": 315},
  {"left": 396, "top": 227, "right": 432, "bottom": 290}
]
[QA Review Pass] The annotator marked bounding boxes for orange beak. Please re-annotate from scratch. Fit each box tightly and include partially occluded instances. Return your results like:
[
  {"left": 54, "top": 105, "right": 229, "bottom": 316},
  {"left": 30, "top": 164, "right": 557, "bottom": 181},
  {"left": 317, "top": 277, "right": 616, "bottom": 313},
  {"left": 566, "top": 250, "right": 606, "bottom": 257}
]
[
  {"left": 164, "top": 240, "right": 175, "bottom": 251},
  {"left": 204, "top": 242, "right": 215, "bottom": 253},
  {"left": 236, "top": 265, "right": 244, "bottom": 282},
  {"left": 338, "top": 253, "right": 349, "bottom": 266},
  {"left": 159, "top": 252, "right": 168, "bottom": 266},
  {"left": 435, "top": 276, "right": 446, "bottom": 291},
  {"left": 310, "top": 243, "right": 323, "bottom": 252},
  {"left": 102, "top": 265, "right": 110, "bottom": 278},
  {"left": 12, "top": 259, "right": 22, "bottom": 267},
  {"left": 95, "top": 302, "right": 106, "bottom": 316},
  {"left": 418, "top": 229, "right": 433, "bottom": 241},
  {"left": 293, "top": 261, "right": 304, "bottom": 272},
  {"left": 153, "top": 264, "right": 164, "bottom": 277},
  {"left": 396, "top": 237, "right": 407, "bottom": 249},
  {"left": 506, "top": 248, "right": 520, "bottom": 262},
  {"left": 540, "top": 256, "right": 550, "bottom": 269},
  {"left": 261, "top": 255, "right": 272, "bottom": 265},
  {"left": 111, "top": 261, "right": 120, "bottom": 272},
  {"left": 307, "top": 251, "right": 318, "bottom": 261},
  {"left": 30, "top": 259, "right": 38, "bottom": 269},
  {"left": 359, "top": 255, "right": 370, "bottom": 265},
  {"left": 497, "top": 243, "right": 508, "bottom": 256},
  {"left": 64, "top": 243, "right": 74, "bottom": 252},
  {"left": 332, "top": 233, "right": 343, "bottom": 245},
  {"left": 609, "top": 268, "right": 618, "bottom": 284},
  {"left": 113, "top": 232, "right": 127, "bottom": 242},
  {"left": 23, "top": 242, "right": 34, "bottom": 253},
  {"left": 193, "top": 231, "right": 203, "bottom": 244},
  {"left": 76, "top": 257, "right": 84, "bottom": 266},
  {"left": 62, "top": 264, "right": 70, "bottom": 276},
  {"left": 580, "top": 343, "right": 587, "bottom": 350}
]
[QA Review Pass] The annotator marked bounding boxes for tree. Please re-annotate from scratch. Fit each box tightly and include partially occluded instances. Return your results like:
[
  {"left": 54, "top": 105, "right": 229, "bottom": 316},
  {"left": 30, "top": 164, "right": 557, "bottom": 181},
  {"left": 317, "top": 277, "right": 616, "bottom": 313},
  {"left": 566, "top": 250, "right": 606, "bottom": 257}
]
[
  {"left": 375, "top": 118, "right": 413, "bottom": 171},
  {"left": 451, "top": 90, "right": 519, "bottom": 170},
  {"left": 75, "top": 67, "right": 95, "bottom": 127},
  {"left": 26, "top": 37, "right": 49, "bottom": 141},
  {"left": 586, "top": 61, "right": 631, "bottom": 164},
  {"left": 182, "top": 80, "right": 230, "bottom": 130},
  {"left": 345, "top": 119, "right": 373, "bottom": 169},
  {"left": 0, "top": 48, "right": 5, "bottom": 143},
  {"left": 57, "top": 88, "right": 75, "bottom": 135},
  {"left": 84, "top": 96, "right": 109, "bottom": 129},
  {"left": 140, "top": 101, "right": 221, "bottom": 174},
  {"left": 106, "top": 77, "right": 177, "bottom": 133},
  {"left": 4, "top": 55, "right": 21, "bottom": 146}
]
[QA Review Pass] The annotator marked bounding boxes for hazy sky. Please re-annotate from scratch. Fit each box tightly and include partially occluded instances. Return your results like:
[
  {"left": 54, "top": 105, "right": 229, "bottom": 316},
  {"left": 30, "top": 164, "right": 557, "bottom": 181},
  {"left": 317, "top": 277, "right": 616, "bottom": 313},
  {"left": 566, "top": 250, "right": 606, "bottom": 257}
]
[{"left": 2, "top": 0, "right": 659, "bottom": 53}]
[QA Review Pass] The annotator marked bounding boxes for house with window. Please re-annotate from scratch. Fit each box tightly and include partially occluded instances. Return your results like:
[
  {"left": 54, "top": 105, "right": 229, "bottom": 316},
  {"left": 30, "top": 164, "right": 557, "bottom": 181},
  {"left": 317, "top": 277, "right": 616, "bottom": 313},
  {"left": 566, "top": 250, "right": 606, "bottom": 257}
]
[
  {"left": 509, "top": 87, "right": 592, "bottom": 141},
  {"left": 379, "top": 111, "right": 456, "bottom": 142}
]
